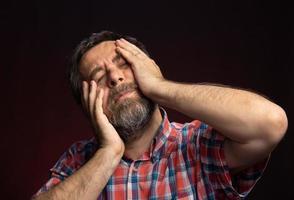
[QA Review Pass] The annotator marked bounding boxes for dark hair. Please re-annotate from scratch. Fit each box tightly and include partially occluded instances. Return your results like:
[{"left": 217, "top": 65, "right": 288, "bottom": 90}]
[{"left": 68, "top": 30, "right": 149, "bottom": 106}]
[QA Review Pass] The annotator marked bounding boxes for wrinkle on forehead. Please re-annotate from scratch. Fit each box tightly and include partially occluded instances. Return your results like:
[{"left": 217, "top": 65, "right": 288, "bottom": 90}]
[{"left": 79, "top": 41, "right": 117, "bottom": 79}]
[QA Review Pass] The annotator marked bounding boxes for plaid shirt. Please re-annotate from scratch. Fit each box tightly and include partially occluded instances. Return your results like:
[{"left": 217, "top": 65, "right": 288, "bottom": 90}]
[{"left": 35, "top": 109, "right": 267, "bottom": 199}]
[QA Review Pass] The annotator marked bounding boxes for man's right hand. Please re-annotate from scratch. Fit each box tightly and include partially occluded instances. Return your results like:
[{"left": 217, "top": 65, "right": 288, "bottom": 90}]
[
  {"left": 82, "top": 80, "right": 125, "bottom": 156},
  {"left": 33, "top": 80, "right": 125, "bottom": 200}
]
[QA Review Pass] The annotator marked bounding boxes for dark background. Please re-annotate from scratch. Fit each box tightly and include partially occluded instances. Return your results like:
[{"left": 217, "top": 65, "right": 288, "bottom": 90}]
[{"left": 1, "top": 0, "right": 293, "bottom": 199}]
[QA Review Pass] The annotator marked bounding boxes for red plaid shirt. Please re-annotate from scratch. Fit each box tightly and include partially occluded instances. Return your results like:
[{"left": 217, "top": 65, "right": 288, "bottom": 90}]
[{"left": 35, "top": 109, "right": 268, "bottom": 199}]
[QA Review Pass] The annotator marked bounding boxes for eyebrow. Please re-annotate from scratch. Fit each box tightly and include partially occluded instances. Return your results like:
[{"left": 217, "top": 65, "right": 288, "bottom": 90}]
[
  {"left": 88, "top": 53, "right": 124, "bottom": 79},
  {"left": 112, "top": 53, "right": 123, "bottom": 63}
]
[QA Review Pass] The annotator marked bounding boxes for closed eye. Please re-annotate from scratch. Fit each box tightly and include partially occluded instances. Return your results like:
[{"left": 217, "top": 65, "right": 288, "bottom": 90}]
[{"left": 93, "top": 72, "right": 105, "bottom": 84}]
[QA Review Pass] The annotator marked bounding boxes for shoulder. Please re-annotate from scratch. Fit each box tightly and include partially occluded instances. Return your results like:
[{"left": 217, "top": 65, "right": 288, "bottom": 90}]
[
  {"left": 170, "top": 120, "right": 211, "bottom": 143},
  {"left": 51, "top": 137, "right": 98, "bottom": 175},
  {"left": 67, "top": 137, "right": 97, "bottom": 155}
]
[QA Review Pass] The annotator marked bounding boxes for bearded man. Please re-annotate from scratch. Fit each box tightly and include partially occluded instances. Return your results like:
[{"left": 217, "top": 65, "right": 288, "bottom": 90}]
[{"left": 32, "top": 31, "right": 288, "bottom": 200}]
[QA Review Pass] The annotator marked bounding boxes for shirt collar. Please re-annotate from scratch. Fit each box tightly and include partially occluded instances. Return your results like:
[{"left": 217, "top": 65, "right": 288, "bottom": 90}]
[
  {"left": 90, "top": 107, "right": 173, "bottom": 162},
  {"left": 149, "top": 107, "right": 172, "bottom": 162}
]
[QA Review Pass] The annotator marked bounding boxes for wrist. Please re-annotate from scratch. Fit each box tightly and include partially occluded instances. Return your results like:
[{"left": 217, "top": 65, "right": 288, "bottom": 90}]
[
  {"left": 150, "top": 79, "right": 175, "bottom": 106},
  {"left": 99, "top": 145, "right": 124, "bottom": 161}
]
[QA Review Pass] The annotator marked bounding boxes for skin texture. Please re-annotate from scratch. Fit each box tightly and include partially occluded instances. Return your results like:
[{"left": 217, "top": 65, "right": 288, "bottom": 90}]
[{"left": 33, "top": 39, "right": 288, "bottom": 200}]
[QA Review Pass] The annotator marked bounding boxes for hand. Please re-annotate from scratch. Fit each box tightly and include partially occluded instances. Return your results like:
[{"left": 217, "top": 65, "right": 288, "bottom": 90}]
[
  {"left": 115, "top": 38, "right": 166, "bottom": 98},
  {"left": 82, "top": 80, "right": 125, "bottom": 155}
]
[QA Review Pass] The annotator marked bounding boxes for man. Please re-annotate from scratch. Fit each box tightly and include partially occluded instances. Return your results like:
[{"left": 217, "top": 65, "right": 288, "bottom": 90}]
[{"left": 33, "top": 31, "right": 288, "bottom": 199}]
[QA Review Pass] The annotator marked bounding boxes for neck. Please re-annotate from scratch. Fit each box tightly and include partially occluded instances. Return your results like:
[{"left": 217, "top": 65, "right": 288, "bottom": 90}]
[{"left": 124, "top": 106, "right": 162, "bottom": 160}]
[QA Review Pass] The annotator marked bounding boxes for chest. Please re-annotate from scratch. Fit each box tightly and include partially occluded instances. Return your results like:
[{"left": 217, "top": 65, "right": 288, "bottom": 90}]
[{"left": 100, "top": 145, "right": 210, "bottom": 200}]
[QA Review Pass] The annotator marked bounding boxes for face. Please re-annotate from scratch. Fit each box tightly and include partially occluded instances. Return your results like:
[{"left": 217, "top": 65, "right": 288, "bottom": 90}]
[
  {"left": 79, "top": 41, "right": 136, "bottom": 116},
  {"left": 79, "top": 41, "right": 155, "bottom": 142}
]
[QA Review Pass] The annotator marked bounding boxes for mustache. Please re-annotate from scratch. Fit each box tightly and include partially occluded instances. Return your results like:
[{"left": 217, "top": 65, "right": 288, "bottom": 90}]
[{"left": 109, "top": 82, "right": 138, "bottom": 101}]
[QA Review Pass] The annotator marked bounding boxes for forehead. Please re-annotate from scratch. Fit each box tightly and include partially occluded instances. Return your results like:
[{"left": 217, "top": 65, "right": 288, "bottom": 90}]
[{"left": 80, "top": 40, "right": 116, "bottom": 66}]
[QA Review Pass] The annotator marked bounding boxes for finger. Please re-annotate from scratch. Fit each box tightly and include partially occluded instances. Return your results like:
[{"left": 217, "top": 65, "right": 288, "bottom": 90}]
[
  {"left": 88, "top": 80, "right": 97, "bottom": 120},
  {"left": 116, "top": 46, "right": 136, "bottom": 65},
  {"left": 95, "top": 88, "right": 104, "bottom": 115},
  {"left": 120, "top": 38, "right": 145, "bottom": 54},
  {"left": 81, "top": 81, "right": 89, "bottom": 113},
  {"left": 116, "top": 38, "right": 146, "bottom": 57},
  {"left": 94, "top": 88, "right": 108, "bottom": 129}
]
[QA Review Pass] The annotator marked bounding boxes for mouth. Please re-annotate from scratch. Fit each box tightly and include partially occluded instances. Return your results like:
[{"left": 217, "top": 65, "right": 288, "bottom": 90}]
[{"left": 114, "top": 90, "right": 136, "bottom": 103}]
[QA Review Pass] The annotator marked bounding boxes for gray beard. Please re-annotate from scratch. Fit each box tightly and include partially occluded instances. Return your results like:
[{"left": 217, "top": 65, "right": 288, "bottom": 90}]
[{"left": 108, "top": 95, "right": 155, "bottom": 144}]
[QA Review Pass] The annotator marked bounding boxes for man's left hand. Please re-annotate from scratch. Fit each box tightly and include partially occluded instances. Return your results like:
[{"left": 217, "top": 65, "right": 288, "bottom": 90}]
[{"left": 115, "top": 38, "right": 165, "bottom": 98}]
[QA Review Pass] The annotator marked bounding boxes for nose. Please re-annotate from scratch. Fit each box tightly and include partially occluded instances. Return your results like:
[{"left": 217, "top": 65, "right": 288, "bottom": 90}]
[{"left": 106, "top": 63, "right": 125, "bottom": 88}]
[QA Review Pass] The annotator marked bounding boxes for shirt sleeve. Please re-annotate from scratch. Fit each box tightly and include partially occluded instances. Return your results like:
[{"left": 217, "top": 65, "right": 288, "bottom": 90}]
[
  {"left": 195, "top": 121, "right": 269, "bottom": 199},
  {"left": 32, "top": 140, "right": 91, "bottom": 197}
]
